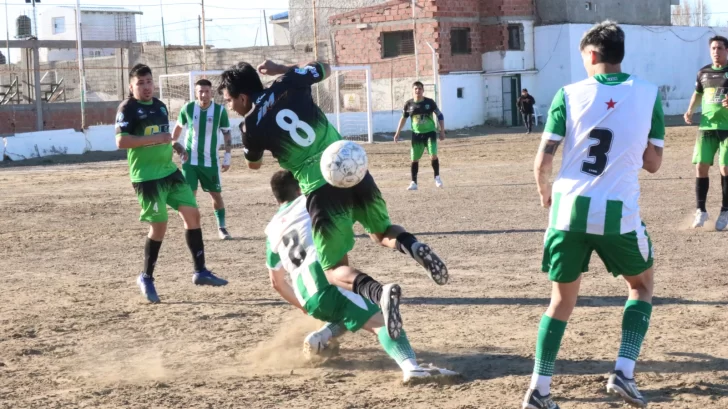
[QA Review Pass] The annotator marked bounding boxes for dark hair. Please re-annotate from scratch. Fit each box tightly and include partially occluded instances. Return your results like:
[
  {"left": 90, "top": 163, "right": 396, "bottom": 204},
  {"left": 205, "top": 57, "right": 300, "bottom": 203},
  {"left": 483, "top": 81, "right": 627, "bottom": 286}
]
[
  {"left": 270, "top": 170, "right": 300, "bottom": 203},
  {"left": 129, "top": 63, "right": 152, "bottom": 81},
  {"left": 195, "top": 79, "right": 212, "bottom": 87},
  {"left": 218, "top": 62, "right": 264, "bottom": 98},
  {"left": 522, "top": 88, "right": 528, "bottom": 92},
  {"left": 412, "top": 81, "right": 424, "bottom": 88},
  {"left": 579, "top": 20, "right": 625, "bottom": 65},
  {"left": 709, "top": 35, "right": 728, "bottom": 49}
]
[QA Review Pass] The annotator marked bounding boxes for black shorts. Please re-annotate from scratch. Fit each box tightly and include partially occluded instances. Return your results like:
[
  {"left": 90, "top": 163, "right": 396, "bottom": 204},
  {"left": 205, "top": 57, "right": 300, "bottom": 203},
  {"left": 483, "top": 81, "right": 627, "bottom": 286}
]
[{"left": 306, "top": 172, "right": 392, "bottom": 270}]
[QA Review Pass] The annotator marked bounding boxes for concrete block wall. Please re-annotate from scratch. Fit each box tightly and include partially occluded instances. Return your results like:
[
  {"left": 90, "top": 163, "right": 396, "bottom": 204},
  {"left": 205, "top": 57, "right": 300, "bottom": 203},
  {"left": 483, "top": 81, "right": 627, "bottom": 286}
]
[{"left": 0, "top": 102, "right": 120, "bottom": 135}]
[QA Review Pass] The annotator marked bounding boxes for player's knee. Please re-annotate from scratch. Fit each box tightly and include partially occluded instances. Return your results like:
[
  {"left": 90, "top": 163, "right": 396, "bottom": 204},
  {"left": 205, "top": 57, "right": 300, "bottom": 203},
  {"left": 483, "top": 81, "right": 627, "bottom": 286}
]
[
  {"left": 720, "top": 166, "right": 728, "bottom": 177},
  {"left": 431, "top": 155, "right": 438, "bottom": 160},
  {"left": 696, "top": 163, "right": 710, "bottom": 177}
]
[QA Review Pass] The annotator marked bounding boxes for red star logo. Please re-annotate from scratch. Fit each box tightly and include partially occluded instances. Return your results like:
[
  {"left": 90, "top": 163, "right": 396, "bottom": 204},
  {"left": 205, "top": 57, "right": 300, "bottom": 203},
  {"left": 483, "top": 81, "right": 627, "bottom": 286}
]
[{"left": 606, "top": 99, "right": 617, "bottom": 109}]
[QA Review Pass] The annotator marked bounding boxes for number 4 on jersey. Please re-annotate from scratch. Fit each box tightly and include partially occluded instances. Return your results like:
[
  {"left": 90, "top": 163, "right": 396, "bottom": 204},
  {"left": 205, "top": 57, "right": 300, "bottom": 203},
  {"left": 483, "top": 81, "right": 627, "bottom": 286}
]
[{"left": 581, "top": 128, "right": 614, "bottom": 177}]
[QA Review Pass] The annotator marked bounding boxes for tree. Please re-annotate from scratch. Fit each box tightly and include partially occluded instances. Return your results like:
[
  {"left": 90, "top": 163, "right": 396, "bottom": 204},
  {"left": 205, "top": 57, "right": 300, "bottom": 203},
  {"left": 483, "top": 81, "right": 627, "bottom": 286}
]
[{"left": 672, "top": 0, "right": 711, "bottom": 27}]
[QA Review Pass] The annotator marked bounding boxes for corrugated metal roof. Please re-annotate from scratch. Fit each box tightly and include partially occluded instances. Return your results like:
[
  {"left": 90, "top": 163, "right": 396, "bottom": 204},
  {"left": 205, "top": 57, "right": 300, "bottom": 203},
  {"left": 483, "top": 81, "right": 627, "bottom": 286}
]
[{"left": 59, "top": 6, "right": 143, "bottom": 15}]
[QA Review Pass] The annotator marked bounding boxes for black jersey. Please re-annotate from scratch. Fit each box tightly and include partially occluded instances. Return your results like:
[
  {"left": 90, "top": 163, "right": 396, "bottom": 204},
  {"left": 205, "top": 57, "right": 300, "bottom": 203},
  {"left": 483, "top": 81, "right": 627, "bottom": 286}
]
[
  {"left": 402, "top": 97, "right": 442, "bottom": 134},
  {"left": 695, "top": 64, "right": 728, "bottom": 130}
]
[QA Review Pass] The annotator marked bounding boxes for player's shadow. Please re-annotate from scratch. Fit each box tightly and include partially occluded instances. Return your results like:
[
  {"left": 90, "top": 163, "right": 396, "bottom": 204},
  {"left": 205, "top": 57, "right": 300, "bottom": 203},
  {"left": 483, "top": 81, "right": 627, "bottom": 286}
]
[
  {"left": 403, "top": 296, "right": 727, "bottom": 307},
  {"left": 354, "top": 228, "right": 544, "bottom": 239},
  {"left": 165, "top": 298, "right": 287, "bottom": 307}
]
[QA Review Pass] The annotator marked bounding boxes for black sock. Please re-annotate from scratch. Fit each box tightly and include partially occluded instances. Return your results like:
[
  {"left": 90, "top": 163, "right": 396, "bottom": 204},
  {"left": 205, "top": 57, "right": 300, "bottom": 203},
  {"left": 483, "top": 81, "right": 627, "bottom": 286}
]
[
  {"left": 411, "top": 162, "right": 419, "bottom": 184},
  {"left": 432, "top": 158, "right": 440, "bottom": 177},
  {"left": 697, "top": 177, "right": 709, "bottom": 212},
  {"left": 395, "top": 232, "right": 418, "bottom": 258},
  {"left": 143, "top": 238, "right": 162, "bottom": 278},
  {"left": 722, "top": 175, "right": 728, "bottom": 212},
  {"left": 185, "top": 228, "right": 206, "bottom": 272},
  {"left": 352, "top": 273, "right": 384, "bottom": 306}
]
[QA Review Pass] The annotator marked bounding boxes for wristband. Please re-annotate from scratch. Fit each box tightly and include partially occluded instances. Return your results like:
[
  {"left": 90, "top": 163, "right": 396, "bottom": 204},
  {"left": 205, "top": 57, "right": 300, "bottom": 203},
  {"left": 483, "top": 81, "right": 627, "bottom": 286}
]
[{"left": 223, "top": 152, "right": 231, "bottom": 166}]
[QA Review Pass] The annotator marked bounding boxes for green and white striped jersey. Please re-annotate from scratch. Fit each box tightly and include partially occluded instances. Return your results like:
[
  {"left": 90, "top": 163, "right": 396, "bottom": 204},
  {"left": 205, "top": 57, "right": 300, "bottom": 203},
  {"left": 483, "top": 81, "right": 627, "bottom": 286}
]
[
  {"left": 543, "top": 73, "right": 665, "bottom": 235},
  {"left": 177, "top": 101, "right": 231, "bottom": 168},
  {"left": 265, "top": 196, "right": 330, "bottom": 306}
]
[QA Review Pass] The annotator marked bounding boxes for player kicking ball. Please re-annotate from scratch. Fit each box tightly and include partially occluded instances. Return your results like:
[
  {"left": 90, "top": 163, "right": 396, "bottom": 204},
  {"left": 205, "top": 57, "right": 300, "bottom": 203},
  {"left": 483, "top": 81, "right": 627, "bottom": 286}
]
[
  {"left": 523, "top": 21, "right": 664, "bottom": 409},
  {"left": 115, "top": 64, "right": 228, "bottom": 304},
  {"left": 172, "top": 79, "right": 234, "bottom": 240},
  {"left": 264, "top": 170, "right": 459, "bottom": 384},
  {"left": 218, "top": 60, "right": 449, "bottom": 340},
  {"left": 393, "top": 81, "right": 446, "bottom": 190}
]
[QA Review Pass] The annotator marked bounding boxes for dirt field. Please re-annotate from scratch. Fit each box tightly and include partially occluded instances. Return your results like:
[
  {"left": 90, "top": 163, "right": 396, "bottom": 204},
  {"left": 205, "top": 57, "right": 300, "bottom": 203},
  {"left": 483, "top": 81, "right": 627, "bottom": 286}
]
[{"left": 1, "top": 124, "right": 727, "bottom": 409}]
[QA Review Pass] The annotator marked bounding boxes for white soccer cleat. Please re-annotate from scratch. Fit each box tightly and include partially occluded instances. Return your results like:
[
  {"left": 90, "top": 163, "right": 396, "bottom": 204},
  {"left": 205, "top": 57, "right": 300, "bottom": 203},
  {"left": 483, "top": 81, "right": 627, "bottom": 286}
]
[
  {"left": 691, "top": 209, "right": 709, "bottom": 228},
  {"left": 407, "top": 181, "right": 418, "bottom": 191},
  {"left": 403, "top": 364, "right": 461, "bottom": 385},
  {"left": 434, "top": 176, "right": 443, "bottom": 188},
  {"left": 715, "top": 211, "right": 728, "bottom": 231},
  {"left": 218, "top": 227, "right": 232, "bottom": 240},
  {"left": 302, "top": 331, "right": 340, "bottom": 361}
]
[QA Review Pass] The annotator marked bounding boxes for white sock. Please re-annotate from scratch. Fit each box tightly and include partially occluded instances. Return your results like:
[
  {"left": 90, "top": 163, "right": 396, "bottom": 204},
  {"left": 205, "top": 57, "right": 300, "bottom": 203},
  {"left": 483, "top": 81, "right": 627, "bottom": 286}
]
[
  {"left": 615, "top": 357, "right": 636, "bottom": 379},
  {"left": 529, "top": 373, "right": 551, "bottom": 396},
  {"left": 398, "top": 358, "right": 419, "bottom": 372}
]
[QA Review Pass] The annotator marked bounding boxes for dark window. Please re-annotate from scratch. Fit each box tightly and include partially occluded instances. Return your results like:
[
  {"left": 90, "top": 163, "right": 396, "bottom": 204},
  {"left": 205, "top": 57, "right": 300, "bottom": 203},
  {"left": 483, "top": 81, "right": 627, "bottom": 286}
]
[
  {"left": 382, "top": 30, "right": 415, "bottom": 58},
  {"left": 457, "top": 88, "right": 464, "bottom": 98},
  {"left": 508, "top": 25, "right": 522, "bottom": 50},
  {"left": 450, "top": 28, "right": 471, "bottom": 55}
]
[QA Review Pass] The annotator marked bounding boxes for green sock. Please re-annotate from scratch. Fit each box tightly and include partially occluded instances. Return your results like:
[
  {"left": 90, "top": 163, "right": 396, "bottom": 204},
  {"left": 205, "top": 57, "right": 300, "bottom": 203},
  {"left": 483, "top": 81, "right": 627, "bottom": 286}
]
[
  {"left": 534, "top": 315, "right": 567, "bottom": 376},
  {"left": 618, "top": 300, "right": 652, "bottom": 361},
  {"left": 378, "top": 328, "right": 416, "bottom": 369},
  {"left": 214, "top": 208, "right": 226, "bottom": 228}
]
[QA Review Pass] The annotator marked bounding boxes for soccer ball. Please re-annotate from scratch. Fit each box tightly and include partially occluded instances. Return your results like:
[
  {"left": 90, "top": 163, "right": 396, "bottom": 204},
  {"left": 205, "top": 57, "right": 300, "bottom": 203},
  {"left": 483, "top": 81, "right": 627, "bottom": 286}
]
[{"left": 320, "top": 140, "right": 368, "bottom": 188}]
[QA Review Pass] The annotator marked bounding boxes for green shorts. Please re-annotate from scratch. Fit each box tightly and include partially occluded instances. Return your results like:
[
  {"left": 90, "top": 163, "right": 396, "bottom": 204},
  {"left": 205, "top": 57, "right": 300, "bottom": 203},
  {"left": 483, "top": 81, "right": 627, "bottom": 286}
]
[
  {"left": 182, "top": 161, "right": 222, "bottom": 193},
  {"left": 304, "top": 284, "right": 379, "bottom": 332},
  {"left": 306, "top": 172, "right": 392, "bottom": 270},
  {"left": 542, "top": 224, "right": 654, "bottom": 283},
  {"left": 133, "top": 170, "right": 198, "bottom": 223},
  {"left": 411, "top": 131, "right": 438, "bottom": 161},
  {"left": 692, "top": 130, "right": 728, "bottom": 166}
]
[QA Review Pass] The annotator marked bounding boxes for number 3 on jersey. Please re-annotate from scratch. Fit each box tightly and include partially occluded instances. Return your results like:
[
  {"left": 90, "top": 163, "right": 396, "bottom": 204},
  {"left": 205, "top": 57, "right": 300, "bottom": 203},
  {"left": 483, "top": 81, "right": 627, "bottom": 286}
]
[
  {"left": 276, "top": 109, "right": 315, "bottom": 147},
  {"left": 581, "top": 128, "right": 614, "bottom": 177}
]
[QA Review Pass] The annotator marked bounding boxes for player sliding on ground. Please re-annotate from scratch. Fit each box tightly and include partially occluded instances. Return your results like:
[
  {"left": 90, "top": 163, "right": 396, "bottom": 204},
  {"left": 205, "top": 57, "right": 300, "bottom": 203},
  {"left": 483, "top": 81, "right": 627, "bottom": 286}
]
[
  {"left": 264, "top": 170, "right": 459, "bottom": 384},
  {"left": 218, "top": 60, "right": 449, "bottom": 340},
  {"left": 523, "top": 21, "right": 664, "bottom": 409},
  {"left": 172, "top": 79, "right": 234, "bottom": 240},
  {"left": 393, "top": 81, "right": 446, "bottom": 190},
  {"left": 115, "top": 64, "right": 228, "bottom": 304}
]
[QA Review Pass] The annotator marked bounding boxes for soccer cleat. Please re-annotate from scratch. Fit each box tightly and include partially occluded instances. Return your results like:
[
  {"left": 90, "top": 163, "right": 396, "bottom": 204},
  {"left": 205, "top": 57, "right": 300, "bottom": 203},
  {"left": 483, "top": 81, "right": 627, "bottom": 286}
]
[
  {"left": 715, "top": 211, "right": 728, "bottom": 231},
  {"left": 218, "top": 227, "right": 232, "bottom": 240},
  {"left": 692, "top": 209, "right": 708, "bottom": 228},
  {"left": 403, "top": 364, "right": 461, "bottom": 385},
  {"left": 302, "top": 332, "right": 340, "bottom": 361},
  {"left": 411, "top": 242, "right": 449, "bottom": 285},
  {"left": 606, "top": 370, "right": 647, "bottom": 408},
  {"left": 522, "top": 389, "right": 559, "bottom": 409},
  {"left": 407, "top": 181, "right": 418, "bottom": 191},
  {"left": 137, "top": 273, "right": 161, "bottom": 304},
  {"left": 380, "top": 283, "right": 403, "bottom": 340},
  {"left": 192, "top": 269, "right": 229, "bottom": 286},
  {"left": 434, "top": 176, "right": 443, "bottom": 188}
]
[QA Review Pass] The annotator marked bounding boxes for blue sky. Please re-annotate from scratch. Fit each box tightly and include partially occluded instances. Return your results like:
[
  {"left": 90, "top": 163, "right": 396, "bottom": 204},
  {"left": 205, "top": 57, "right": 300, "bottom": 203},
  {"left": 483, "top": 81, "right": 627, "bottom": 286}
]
[{"left": 1, "top": 0, "right": 727, "bottom": 55}]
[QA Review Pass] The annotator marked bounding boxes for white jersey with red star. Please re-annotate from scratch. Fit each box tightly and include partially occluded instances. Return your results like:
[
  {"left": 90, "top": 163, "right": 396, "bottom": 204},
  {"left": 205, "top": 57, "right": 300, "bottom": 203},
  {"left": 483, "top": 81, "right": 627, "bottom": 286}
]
[{"left": 542, "top": 73, "right": 665, "bottom": 235}]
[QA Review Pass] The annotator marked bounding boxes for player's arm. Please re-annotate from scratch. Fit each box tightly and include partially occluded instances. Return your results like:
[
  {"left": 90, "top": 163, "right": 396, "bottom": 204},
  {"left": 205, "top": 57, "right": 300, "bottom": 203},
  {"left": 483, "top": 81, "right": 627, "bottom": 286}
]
[
  {"left": 241, "top": 122, "right": 264, "bottom": 170},
  {"left": 394, "top": 103, "right": 409, "bottom": 142},
  {"left": 220, "top": 109, "right": 232, "bottom": 171},
  {"left": 258, "top": 60, "right": 330, "bottom": 85},
  {"left": 114, "top": 102, "right": 170, "bottom": 149},
  {"left": 534, "top": 88, "right": 566, "bottom": 208},
  {"left": 170, "top": 107, "right": 188, "bottom": 162},
  {"left": 432, "top": 102, "right": 446, "bottom": 140},
  {"left": 268, "top": 267, "right": 306, "bottom": 314},
  {"left": 644, "top": 92, "right": 666, "bottom": 173},
  {"left": 685, "top": 72, "right": 703, "bottom": 125}
]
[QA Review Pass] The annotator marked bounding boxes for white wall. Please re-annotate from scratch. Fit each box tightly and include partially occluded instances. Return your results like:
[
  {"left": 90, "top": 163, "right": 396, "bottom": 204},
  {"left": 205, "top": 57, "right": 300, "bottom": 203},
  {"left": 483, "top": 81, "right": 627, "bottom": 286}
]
[
  {"left": 483, "top": 21, "right": 535, "bottom": 72},
  {"left": 532, "top": 24, "right": 728, "bottom": 116},
  {"left": 438, "top": 73, "right": 486, "bottom": 129}
]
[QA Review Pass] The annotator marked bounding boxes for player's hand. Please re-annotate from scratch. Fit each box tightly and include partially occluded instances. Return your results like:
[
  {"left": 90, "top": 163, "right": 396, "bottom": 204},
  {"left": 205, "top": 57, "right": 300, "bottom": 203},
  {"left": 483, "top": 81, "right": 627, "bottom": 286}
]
[
  {"left": 723, "top": 95, "right": 728, "bottom": 109},
  {"left": 221, "top": 152, "right": 231, "bottom": 172},
  {"left": 393, "top": 132, "right": 400, "bottom": 143},
  {"left": 684, "top": 111, "right": 693, "bottom": 125},
  {"left": 257, "top": 60, "right": 283, "bottom": 76},
  {"left": 173, "top": 142, "right": 187, "bottom": 162},
  {"left": 439, "top": 131, "right": 446, "bottom": 141},
  {"left": 157, "top": 132, "right": 173, "bottom": 144},
  {"left": 538, "top": 186, "right": 552, "bottom": 208}
]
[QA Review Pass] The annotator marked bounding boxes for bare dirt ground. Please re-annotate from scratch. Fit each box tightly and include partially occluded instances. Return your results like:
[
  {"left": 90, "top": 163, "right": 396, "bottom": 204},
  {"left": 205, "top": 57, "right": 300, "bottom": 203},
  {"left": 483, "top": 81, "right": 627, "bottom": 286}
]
[{"left": 1, "top": 123, "right": 727, "bottom": 409}]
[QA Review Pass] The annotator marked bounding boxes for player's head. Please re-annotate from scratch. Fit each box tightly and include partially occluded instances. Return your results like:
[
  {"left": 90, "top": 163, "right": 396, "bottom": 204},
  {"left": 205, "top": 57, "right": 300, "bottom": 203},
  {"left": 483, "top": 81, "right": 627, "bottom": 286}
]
[
  {"left": 195, "top": 79, "right": 213, "bottom": 106},
  {"left": 412, "top": 81, "right": 424, "bottom": 99},
  {"left": 579, "top": 20, "right": 625, "bottom": 75},
  {"left": 270, "top": 170, "right": 301, "bottom": 204},
  {"left": 128, "top": 63, "right": 154, "bottom": 102},
  {"left": 218, "top": 62, "right": 264, "bottom": 116},
  {"left": 522, "top": 88, "right": 528, "bottom": 96},
  {"left": 709, "top": 36, "right": 728, "bottom": 66}
]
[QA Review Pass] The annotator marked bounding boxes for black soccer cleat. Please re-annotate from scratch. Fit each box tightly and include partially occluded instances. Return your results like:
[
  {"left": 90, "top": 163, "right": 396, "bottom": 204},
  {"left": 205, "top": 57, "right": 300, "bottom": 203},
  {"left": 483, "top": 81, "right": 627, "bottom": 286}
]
[{"left": 412, "top": 243, "right": 449, "bottom": 285}]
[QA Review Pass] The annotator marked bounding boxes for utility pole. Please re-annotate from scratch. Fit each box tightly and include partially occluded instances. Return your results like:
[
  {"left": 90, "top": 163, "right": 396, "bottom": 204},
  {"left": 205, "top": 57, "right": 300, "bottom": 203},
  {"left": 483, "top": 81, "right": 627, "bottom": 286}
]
[
  {"left": 75, "top": 0, "right": 86, "bottom": 129},
  {"left": 312, "top": 0, "right": 318, "bottom": 60},
  {"left": 201, "top": 0, "right": 207, "bottom": 72},
  {"left": 5, "top": 0, "right": 11, "bottom": 64},
  {"left": 198, "top": 15, "right": 201, "bottom": 46},
  {"left": 26, "top": 0, "right": 39, "bottom": 38},
  {"left": 263, "top": 10, "right": 270, "bottom": 46},
  {"left": 412, "top": 0, "right": 418, "bottom": 78},
  {"left": 159, "top": 0, "right": 168, "bottom": 74}
]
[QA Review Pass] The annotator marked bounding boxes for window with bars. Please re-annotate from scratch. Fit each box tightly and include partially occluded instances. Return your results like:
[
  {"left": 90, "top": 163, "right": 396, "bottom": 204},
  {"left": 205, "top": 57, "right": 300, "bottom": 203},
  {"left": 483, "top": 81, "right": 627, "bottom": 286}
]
[
  {"left": 450, "top": 28, "right": 471, "bottom": 55},
  {"left": 508, "top": 24, "right": 523, "bottom": 50},
  {"left": 381, "top": 30, "right": 415, "bottom": 58}
]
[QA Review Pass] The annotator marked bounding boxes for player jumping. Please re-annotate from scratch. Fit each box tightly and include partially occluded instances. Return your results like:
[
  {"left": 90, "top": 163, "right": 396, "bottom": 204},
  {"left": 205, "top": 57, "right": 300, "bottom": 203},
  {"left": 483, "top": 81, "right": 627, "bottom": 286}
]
[
  {"left": 683, "top": 35, "right": 728, "bottom": 229},
  {"left": 115, "top": 64, "right": 228, "bottom": 304},
  {"left": 264, "top": 170, "right": 459, "bottom": 384},
  {"left": 218, "top": 60, "right": 449, "bottom": 340},
  {"left": 523, "top": 21, "right": 664, "bottom": 409},
  {"left": 172, "top": 79, "right": 234, "bottom": 240},
  {"left": 393, "top": 81, "right": 446, "bottom": 190}
]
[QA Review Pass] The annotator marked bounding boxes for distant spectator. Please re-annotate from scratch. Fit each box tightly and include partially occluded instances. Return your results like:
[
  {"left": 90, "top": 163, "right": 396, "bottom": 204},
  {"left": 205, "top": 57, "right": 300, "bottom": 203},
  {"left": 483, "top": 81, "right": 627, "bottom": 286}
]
[{"left": 517, "top": 88, "right": 536, "bottom": 134}]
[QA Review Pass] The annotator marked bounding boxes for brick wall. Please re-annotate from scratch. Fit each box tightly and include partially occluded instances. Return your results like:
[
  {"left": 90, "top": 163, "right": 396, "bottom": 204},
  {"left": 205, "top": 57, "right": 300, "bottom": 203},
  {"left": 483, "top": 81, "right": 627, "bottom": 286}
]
[{"left": 0, "top": 101, "right": 120, "bottom": 135}]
